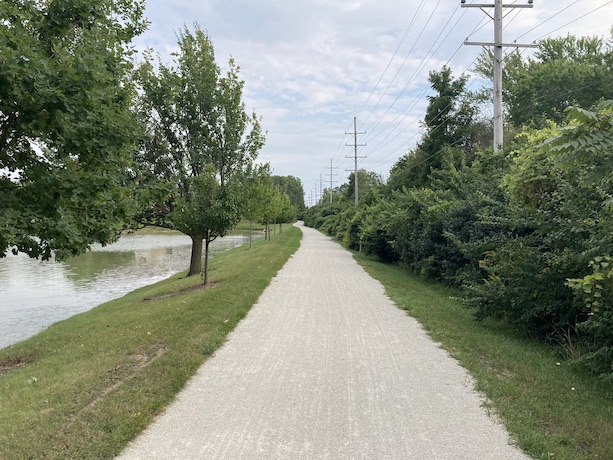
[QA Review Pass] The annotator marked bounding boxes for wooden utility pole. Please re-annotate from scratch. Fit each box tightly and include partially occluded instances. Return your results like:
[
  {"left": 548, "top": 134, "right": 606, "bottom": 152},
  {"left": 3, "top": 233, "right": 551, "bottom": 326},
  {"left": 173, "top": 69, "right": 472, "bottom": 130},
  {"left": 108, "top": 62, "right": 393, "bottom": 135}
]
[
  {"left": 325, "top": 158, "right": 338, "bottom": 204},
  {"left": 345, "top": 117, "right": 366, "bottom": 206},
  {"left": 318, "top": 174, "right": 325, "bottom": 205},
  {"left": 462, "top": 0, "right": 536, "bottom": 151}
]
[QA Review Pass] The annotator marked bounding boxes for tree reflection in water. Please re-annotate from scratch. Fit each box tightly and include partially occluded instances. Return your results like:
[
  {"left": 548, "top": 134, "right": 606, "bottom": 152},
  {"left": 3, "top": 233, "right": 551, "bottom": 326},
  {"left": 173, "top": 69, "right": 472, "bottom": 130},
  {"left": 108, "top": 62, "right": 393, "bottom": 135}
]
[{"left": 0, "top": 232, "right": 254, "bottom": 349}]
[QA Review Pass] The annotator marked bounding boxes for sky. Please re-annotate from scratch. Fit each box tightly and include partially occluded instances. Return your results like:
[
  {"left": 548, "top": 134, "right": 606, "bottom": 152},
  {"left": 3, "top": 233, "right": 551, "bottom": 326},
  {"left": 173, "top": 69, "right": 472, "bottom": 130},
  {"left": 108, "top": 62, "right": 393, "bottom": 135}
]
[{"left": 133, "top": 0, "right": 613, "bottom": 206}]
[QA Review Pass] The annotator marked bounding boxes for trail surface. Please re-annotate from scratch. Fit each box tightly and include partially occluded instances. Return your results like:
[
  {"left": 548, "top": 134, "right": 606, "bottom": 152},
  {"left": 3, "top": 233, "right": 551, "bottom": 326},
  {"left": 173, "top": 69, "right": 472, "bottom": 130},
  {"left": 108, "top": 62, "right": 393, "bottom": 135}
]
[{"left": 118, "top": 224, "right": 529, "bottom": 459}]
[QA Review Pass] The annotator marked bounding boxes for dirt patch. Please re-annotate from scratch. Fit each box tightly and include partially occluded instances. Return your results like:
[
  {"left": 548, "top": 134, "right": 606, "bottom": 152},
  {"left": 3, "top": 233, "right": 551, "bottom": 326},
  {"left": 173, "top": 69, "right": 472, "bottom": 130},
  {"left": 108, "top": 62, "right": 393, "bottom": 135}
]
[
  {"left": 143, "top": 281, "right": 220, "bottom": 301},
  {"left": 0, "top": 355, "right": 32, "bottom": 376},
  {"left": 126, "top": 347, "right": 168, "bottom": 369}
]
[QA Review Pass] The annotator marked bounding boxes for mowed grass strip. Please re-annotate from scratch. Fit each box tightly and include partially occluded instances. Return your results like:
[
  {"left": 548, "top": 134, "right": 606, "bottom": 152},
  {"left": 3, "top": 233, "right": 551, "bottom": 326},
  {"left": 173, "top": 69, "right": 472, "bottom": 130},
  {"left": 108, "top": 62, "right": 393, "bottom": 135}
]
[
  {"left": 0, "top": 227, "right": 301, "bottom": 460},
  {"left": 354, "top": 252, "right": 613, "bottom": 460}
]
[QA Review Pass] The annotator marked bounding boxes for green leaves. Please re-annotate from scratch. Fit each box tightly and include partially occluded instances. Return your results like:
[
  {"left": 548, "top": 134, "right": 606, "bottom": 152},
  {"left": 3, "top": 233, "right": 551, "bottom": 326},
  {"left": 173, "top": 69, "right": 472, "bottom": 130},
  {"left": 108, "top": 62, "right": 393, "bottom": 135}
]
[
  {"left": 0, "top": 0, "right": 146, "bottom": 260},
  {"left": 388, "top": 66, "right": 481, "bottom": 190},
  {"left": 566, "top": 256, "right": 613, "bottom": 379},
  {"left": 171, "top": 165, "right": 241, "bottom": 240},
  {"left": 501, "top": 35, "right": 613, "bottom": 128},
  {"left": 136, "top": 23, "right": 266, "bottom": 281},
  {"left": 567, "top": 256, "right": 613, "bottom": 314}
]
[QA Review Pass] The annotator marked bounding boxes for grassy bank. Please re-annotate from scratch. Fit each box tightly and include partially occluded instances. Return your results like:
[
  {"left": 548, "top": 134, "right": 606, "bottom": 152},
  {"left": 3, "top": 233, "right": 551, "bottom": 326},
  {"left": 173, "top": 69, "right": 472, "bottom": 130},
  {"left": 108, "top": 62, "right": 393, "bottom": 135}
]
[
  {"left": 354, "top": 252, "right": 613, "bottom": 460},
  {"left": 0, "top": 227, "right": 301, "bottom": 459}
]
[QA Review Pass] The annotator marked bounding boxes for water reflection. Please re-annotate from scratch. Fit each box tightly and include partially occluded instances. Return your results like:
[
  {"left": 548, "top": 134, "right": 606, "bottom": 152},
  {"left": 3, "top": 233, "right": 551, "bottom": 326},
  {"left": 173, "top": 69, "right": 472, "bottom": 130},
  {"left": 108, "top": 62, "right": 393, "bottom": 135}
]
[
  {"left": 64, "top": 250, "right": 136, "bottom": 283},
  {"left": 0, "top": 232, "right": 254, "bottom": 349}
]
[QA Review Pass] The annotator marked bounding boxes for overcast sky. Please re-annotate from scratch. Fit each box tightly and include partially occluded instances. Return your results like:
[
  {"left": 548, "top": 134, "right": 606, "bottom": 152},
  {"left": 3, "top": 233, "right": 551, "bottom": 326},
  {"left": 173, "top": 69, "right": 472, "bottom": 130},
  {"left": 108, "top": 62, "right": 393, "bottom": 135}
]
[{"left": 133, "top": 0, "right": 613, "bottom": 205}]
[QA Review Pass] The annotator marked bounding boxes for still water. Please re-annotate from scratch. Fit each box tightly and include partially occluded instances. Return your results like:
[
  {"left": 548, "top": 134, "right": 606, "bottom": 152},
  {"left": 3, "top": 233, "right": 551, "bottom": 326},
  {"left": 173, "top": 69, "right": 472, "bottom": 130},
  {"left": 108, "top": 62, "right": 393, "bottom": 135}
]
[{"left": 0, "top": 231, "right": 255, "bottom": 349}]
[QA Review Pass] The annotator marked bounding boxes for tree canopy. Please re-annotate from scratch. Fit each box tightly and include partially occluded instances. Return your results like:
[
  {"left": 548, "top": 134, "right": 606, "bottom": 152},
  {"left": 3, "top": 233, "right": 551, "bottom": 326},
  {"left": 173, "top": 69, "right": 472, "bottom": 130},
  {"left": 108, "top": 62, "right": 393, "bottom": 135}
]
[
  {"left": 387, "top": 66, "right": 480, "bottom": 191},
  {"left": 0, "top": 0, "right": 147, "bottom": 260},
  {"left": 474, "top": 34, "right": 613, "bottom": 129},
  {"left": 136, "top": 24, "right": 265, "bottom": 284},
  {"left": 272, "top": 175, "right": 305, "bottom": 218}
]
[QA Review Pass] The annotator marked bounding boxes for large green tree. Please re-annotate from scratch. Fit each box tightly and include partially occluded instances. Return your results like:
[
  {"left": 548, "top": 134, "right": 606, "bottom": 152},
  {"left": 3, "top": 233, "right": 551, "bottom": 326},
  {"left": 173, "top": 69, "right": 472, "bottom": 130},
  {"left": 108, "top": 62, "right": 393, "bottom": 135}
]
[
  {"left": 0, "top": 0, "right": 147, "bottom": 260},
  {"left": 475, "top": 34, "right": 613, "bottom": 129},
  {"left": 387, "top": 66, "right": 479, "bottom": 190},
  {"left": 137, "top": 24, "right": 265, "bottom": 283}
]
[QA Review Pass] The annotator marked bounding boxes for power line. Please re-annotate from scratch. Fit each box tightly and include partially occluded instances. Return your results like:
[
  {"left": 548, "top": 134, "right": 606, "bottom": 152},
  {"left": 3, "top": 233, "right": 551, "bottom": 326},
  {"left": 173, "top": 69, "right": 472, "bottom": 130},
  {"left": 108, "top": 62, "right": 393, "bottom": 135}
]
[
  {"left": 462, "top": 0, "right": 536, "bottom": 151},
  {"left": 320, "top": 0, "right": 611, "bottom": 191},
  {"left": 533, "top": 0, "right": 613, "bottom": 42},
  {"left": 358, "top": 0, "right": 446, "bottom": 130},
  {"left": 355, "top": 0, "right": 429, "bottom": 120},
  {"left": 325, "top": 158, "right": 339, "bottom": 204},
  {"left": 360, "top": 4, "right": 496, "bottom": 148},
  {"left": 361, "top": 7, "right": 466, "bottom": 142}
]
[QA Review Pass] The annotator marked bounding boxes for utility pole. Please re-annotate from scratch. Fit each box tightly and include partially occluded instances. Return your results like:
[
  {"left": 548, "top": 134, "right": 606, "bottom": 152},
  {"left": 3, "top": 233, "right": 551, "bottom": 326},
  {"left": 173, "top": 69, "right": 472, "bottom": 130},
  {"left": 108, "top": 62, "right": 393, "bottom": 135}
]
[
  {"left": 462, "top": 0, "right": 536, "bottom": 151},
  {"left": 317, "top": 174, "right": 325, "bottom": 204},
  {"left": 325, "top": 158, "right": 338, "bottom": 204},
  {"left": 345, "top": 117, "right": 366, "bottom": 206}
]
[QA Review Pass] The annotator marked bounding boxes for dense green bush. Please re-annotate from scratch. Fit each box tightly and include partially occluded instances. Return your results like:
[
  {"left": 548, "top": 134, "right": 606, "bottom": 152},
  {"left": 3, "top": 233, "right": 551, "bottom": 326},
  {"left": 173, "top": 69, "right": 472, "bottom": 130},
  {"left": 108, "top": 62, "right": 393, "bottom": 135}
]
[
  {"left": 465, "top": 104, "right": 613, "bottom": 376},
  {"left": 304, "top": 99, "right": 613, "bottom": 381},
  {"left": 568, "top": 256, "right": 613, "bottom": 380},
  {"left": 350, "top": 199, "right": 397, "bottom": 262}
]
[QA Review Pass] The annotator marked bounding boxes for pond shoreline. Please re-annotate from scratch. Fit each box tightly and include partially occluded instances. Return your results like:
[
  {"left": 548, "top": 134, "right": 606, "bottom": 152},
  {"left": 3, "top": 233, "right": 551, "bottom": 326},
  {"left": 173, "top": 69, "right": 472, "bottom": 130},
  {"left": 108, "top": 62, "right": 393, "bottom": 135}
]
[{"left": 0, "top": 229, "right": 263, "bottom": 350}]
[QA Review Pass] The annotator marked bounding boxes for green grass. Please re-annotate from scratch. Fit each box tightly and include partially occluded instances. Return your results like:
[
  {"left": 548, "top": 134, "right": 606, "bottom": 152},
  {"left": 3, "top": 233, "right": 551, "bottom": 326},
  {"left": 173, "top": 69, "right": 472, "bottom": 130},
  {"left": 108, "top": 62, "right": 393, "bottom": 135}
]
[
  {"left": 354, "top": 252, "right": 613, "bottom": 460},
  {"left": 232, "top": 219, "right": 266, "bottom": 233},
  {"left": 0, "top": 227, "right": 301, "bottom": 459}
]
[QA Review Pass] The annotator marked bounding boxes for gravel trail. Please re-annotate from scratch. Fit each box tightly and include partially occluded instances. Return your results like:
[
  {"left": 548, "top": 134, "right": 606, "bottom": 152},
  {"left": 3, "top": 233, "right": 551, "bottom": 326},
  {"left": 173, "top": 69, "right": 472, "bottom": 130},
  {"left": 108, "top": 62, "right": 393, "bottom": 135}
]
[{"left": 118, "top": 224, "right": 529, "bottom": 460}]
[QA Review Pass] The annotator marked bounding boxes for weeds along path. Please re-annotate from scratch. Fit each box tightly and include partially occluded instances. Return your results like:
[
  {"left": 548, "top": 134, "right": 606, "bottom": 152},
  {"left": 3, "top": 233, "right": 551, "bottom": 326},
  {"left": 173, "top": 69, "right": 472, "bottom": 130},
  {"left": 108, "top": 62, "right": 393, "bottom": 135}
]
[{"left": 118, "top": 223, "right": 529, "bottom": 460}]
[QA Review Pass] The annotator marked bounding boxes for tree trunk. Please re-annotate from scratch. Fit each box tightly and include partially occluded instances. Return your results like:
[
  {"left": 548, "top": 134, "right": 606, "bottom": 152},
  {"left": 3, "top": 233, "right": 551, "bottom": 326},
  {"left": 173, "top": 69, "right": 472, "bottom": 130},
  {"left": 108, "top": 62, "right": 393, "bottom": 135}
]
[
  {"left": 188, "top": 235, "right": 203, "bottom": 277},
  {"left": 249, "top": 219, "right": 253, "bottom": 249},
  {"left": 203, "top": 237, "right": 211, "bottom": 285}
]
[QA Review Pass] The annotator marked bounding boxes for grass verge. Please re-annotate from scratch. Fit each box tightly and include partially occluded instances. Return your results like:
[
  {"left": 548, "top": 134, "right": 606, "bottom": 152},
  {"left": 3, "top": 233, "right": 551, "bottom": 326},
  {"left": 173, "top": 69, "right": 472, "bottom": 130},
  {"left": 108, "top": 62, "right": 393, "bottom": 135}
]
[
  {"left": 354, "top": 252, "right": 613, "bottom": 460},
  {"left": 0, "top": 227, "right": 301, "bottom": 459}
]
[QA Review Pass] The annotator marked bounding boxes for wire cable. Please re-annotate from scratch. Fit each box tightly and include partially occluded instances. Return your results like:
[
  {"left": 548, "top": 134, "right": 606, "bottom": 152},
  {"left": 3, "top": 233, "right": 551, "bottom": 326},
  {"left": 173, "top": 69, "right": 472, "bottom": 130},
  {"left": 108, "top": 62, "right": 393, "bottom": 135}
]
[
  {"left": 358, "top": 0, "right": 445, "bottom": 129},
  {"left": 355, "top": 0, "right": 429, "bottom": 120}
]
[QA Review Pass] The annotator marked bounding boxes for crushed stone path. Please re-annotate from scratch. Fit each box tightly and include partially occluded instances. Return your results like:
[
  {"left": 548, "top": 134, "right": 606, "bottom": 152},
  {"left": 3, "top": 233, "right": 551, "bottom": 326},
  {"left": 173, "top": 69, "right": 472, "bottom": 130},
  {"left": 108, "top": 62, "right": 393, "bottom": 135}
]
[{"left": 118, "top": 223, "right": 529, "bottom": 460}]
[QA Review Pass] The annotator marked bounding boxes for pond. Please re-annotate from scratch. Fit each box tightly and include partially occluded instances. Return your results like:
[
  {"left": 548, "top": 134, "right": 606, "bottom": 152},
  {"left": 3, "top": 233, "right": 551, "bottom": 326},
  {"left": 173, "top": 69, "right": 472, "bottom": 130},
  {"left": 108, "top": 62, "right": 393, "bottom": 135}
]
[{"left": 0, "top": 230, "right": 258, "bottom": 349}]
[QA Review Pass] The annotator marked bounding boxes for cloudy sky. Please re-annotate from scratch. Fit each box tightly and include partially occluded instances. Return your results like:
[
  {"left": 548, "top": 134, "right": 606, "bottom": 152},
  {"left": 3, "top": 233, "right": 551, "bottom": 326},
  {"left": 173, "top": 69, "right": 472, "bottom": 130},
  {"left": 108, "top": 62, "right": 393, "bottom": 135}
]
[{"left": 133, "top": 0, "right": 613, "bottom": 205}]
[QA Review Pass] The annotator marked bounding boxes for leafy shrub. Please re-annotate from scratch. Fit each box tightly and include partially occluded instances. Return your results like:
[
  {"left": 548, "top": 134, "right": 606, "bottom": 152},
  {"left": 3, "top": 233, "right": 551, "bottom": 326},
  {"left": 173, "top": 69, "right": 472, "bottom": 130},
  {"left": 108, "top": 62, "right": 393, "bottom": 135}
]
[
  {"left": 465, "top": 104, "right": 613, "bottom": 354},
  {"left": 567, "top": 256, "right": 613, "bottom": 381},
  {"left": 356, "top": 200, "right": 398, "bottom": 262},
  {"left": 466, "top": 237, "right": 586, "bottom": 336}
]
